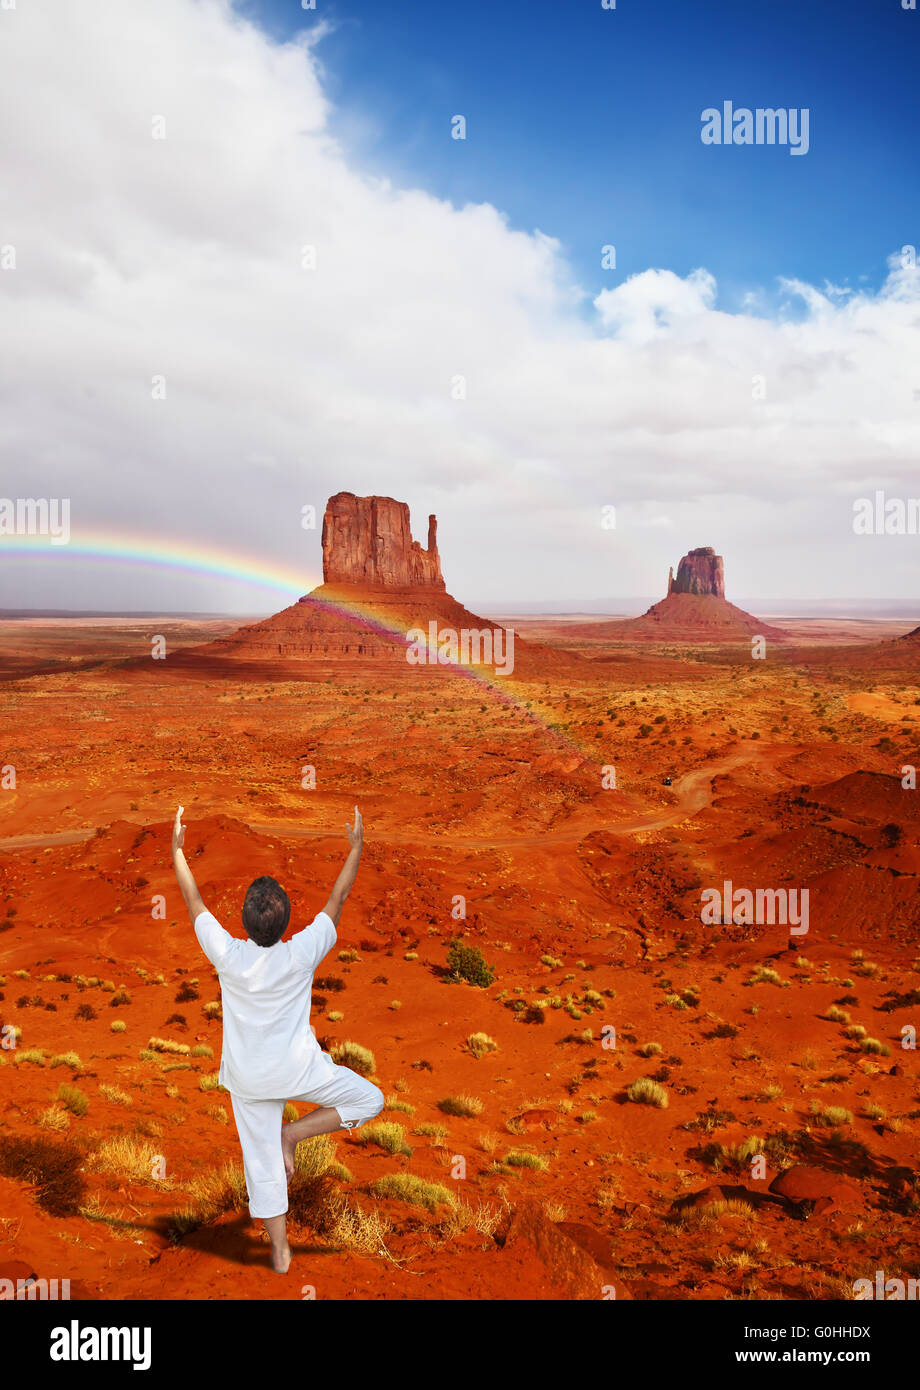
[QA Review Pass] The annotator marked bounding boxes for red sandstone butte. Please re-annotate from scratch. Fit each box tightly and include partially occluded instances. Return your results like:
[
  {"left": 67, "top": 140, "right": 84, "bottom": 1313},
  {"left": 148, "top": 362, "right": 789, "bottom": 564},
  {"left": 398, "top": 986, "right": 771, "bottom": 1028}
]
[
  {"left": 185, "top": 492, "right": 573, "bottom": 673},
  {"left": 576, "top": 545, "right": 789, "bottom": 644},
  {"left": 667, "top": 546, "right": 725, "bottom": 599},
  {"left": 322, "top": 492, "right": 444, "bottom": 591}
]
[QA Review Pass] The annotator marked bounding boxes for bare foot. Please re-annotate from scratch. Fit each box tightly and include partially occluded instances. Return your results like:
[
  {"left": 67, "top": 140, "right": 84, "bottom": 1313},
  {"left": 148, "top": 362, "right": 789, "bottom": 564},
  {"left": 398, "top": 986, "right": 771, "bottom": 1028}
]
[
  {"left": 281, "top": 1123, "right": 296, "bottom": 1181},
  {"left": 271, "top": 1242, "right": 292, "bottom": 1274}
]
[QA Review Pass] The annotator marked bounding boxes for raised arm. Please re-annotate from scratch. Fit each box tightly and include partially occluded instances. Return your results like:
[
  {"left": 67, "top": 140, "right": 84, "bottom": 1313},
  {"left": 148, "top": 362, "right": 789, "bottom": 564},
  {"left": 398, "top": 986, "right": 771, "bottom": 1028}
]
[
  {"left": 322, "top": 806, "right": 363, "bottom": 927},
  {"left": 171, "top": 805, "right": 206, "bottom": 925}
]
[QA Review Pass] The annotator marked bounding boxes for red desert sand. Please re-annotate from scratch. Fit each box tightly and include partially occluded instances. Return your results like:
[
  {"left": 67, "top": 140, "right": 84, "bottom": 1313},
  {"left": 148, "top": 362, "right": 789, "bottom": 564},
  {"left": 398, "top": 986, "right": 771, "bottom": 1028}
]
[{"left": 0, "top": 495, "right": 918, "bottom": 1301}]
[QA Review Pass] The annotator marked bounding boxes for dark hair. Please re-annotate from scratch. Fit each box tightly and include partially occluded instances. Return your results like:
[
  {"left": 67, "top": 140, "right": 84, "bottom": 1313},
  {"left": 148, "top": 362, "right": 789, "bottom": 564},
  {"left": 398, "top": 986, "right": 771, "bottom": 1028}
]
[{"left": 242, "top": 876, "right": 291, "bottom": 947}]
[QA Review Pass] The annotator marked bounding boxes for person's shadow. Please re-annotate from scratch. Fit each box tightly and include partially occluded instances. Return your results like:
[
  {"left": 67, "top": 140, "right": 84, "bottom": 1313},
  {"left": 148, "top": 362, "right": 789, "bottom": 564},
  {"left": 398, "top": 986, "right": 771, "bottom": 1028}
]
[{"left": 155, "top": 1211, "right": 335, "bottom": 1268}]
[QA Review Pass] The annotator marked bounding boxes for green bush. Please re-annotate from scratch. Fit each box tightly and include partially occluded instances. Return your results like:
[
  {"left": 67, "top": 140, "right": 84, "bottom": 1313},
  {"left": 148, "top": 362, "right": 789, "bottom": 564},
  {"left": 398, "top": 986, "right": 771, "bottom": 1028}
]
[{"left": 446, "top": 939, "right": 495, "bottom": 988}]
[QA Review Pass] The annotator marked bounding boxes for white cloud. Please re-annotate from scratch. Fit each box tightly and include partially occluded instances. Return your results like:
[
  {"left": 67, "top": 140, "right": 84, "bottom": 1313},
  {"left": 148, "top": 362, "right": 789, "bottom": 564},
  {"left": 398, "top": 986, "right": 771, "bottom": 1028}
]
[{"left": 1, "top": 0, "right": 919, "bottom": 610}]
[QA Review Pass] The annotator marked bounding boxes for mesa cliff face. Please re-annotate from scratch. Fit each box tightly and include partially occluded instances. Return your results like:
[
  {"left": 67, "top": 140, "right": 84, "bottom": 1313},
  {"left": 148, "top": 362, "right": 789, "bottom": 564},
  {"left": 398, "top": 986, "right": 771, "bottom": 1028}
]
[
  {"left": 322, "top": 493, "right": 444, "bottom": 590},
  {"left": 667, "top": 547, "right": 725, "bottom": 599}
]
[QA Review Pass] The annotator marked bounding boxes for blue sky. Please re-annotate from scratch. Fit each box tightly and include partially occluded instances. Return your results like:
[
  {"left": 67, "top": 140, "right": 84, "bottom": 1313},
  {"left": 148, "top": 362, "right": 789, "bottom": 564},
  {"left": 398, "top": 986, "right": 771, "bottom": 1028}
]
[{"left": 249, "top": 0, "right": 918, "bottom": 309}]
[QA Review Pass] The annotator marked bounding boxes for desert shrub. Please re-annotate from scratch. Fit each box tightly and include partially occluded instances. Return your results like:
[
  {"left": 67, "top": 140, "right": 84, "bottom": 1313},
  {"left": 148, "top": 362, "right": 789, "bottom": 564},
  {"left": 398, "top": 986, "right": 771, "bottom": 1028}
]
[
  {"left": 292, "top": 1133, "right": 337, "bottom": 1181},
  {"left": 147, "top": 1037, "right": 190, "bottom": 1055},
  {"left": 190, "top": 1044, "right": 213, "bottom": 1059},
  {"left": 706, "top": 1137, "right": 765, "bottom": 1171},
  {"left": 38, "top": 1105, "right": 69, "bottom": 1131},
  {"left": 353, "top": 1122, "right": 411, "bottom": 1156},
  {"left": 175, "top": 982, "right": 199, "bottom": 1003},
  {"left": 49, "top": 1052, "right": 82, "bottom": 1072},
  {"left": 369, "top": 1173, "right": 455, "bottom": 1212},
  {"left": 169, "top": 1163, "right": 248, "bottom": 1239},
  {"left": 13, "top": 1049, "right": 46, "bottom": 1067},
  {"left": 98, "top": 1084, "right": 132, "bottom": 1107},
  {"left": 56, "top": 1083, "right": 89, "bottom": 1117},
  {"left": 110, "top": 1020, "right": 127, "bottom": 1033},
  {"left": 638, "top": 1042, "right": 662, "bottom": 1057},
  {"left": 323, "top": 1196, "right": 392, "bottom": 1253},
  {"left": 809, "top": 1101, "right": 853, "bottom": 1127},
  {"left": 413, "top": 1122, "right": 448, "bottom": 1141},
  {"left": 860, "top": 1037, "right": 890, "bottom": 1056},
  {"left": 465, "top": 1032, "right": 498, "bottom": 1059},
  {"left": 627, "top": 1078, "right": 669, "bottom": 1108},
  {"left": 437, "top": 1094, "right": 483, "bottom": 1118},
  {"left": 329, "top": 1040, "right": 375, "bottom": 1077},
  {"left": 446, "top": 940, "right": 495, "bottom": 988},
  {"left": 708, "top": 1021, "right": 739, "bottom": 1039},
  {"left": 74, "top": 1004, "right": 97, "bottom": 1021},
  {"left": 384, "top": 1096, "right": 414, "bottom": 1115},
  {"left": 503, "top": 1150, "right": 548, "bottom": 1170},
  {"left": 0, "top": 1134, "right": 86, "bottom": 1215},
  {"left": 87, "top": 1135, "right": 163, "bottom": 1183},
  {"left": 286, "top": 1136, "right": 341, "bottom": 1226},
  {"left": 679, "top": 1197, "right": 756, "bottom": 1221},
  {"left": 824, "top": 1005, "right": 850, "bottom": 1023}
]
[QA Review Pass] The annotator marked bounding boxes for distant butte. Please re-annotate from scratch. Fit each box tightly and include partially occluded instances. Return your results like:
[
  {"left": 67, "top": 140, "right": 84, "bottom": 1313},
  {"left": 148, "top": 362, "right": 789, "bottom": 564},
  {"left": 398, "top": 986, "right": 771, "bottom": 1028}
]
[
  {"left": 667, "top": 546, "right": 725, "bottom": 599},
  {"left": 578, "top": 547, "right": 789, "bottom": 644}
]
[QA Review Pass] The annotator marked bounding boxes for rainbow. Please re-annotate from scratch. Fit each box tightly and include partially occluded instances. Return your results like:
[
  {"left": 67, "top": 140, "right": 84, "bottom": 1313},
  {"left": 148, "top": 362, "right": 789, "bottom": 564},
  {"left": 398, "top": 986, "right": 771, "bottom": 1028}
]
[
  {"left": 0, "top": 527, "right": 599, "bottom": 764},
  {"left": 0, "top": 528, "right": 314, "bottom": 599},
  {"left": 293, "top": 592, "right": 598, "bottom": 764}
]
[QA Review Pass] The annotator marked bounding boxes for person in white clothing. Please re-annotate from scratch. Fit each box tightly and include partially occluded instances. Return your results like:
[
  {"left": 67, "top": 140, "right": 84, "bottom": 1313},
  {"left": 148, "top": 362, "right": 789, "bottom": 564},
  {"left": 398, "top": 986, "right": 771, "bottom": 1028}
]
[{"left": 170, "top": 802, "right": 383, "bottom": 1273}]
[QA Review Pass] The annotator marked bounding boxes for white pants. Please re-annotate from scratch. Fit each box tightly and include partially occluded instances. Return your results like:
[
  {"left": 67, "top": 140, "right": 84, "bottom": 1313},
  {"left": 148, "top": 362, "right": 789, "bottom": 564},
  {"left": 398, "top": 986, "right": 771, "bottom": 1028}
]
[{"left": 229, "top": 1055, "right": 385, "bottom": 1219}]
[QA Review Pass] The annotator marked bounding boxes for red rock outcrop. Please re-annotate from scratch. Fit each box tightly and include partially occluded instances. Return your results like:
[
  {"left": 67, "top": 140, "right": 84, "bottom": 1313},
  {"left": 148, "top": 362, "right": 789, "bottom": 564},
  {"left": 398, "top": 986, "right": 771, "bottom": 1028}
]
[
  {"left": 667, "top": 547, "right": 725, "bottom": 599},
  {"left": 494, "top": 1199, "right": 631, "bottom": 1299},
  {"left": 182, "top": 493, "right": 577, "bottom": 674},
  {"left": 322, "top": 493, "right": 444, "bottom": 590},
  {"left": 769, "top": 1166, "right": 864, "bottom": 1218},
  {"left": 576, "top": 546, "right": 789, "bottom": 644}
]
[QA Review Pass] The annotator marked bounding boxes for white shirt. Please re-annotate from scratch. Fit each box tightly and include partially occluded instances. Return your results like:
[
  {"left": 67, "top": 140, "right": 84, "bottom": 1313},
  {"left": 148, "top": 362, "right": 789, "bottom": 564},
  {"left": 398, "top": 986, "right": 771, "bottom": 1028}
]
[{"left": 193, "top": 908, "right": 336, "bottom": 1100}]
